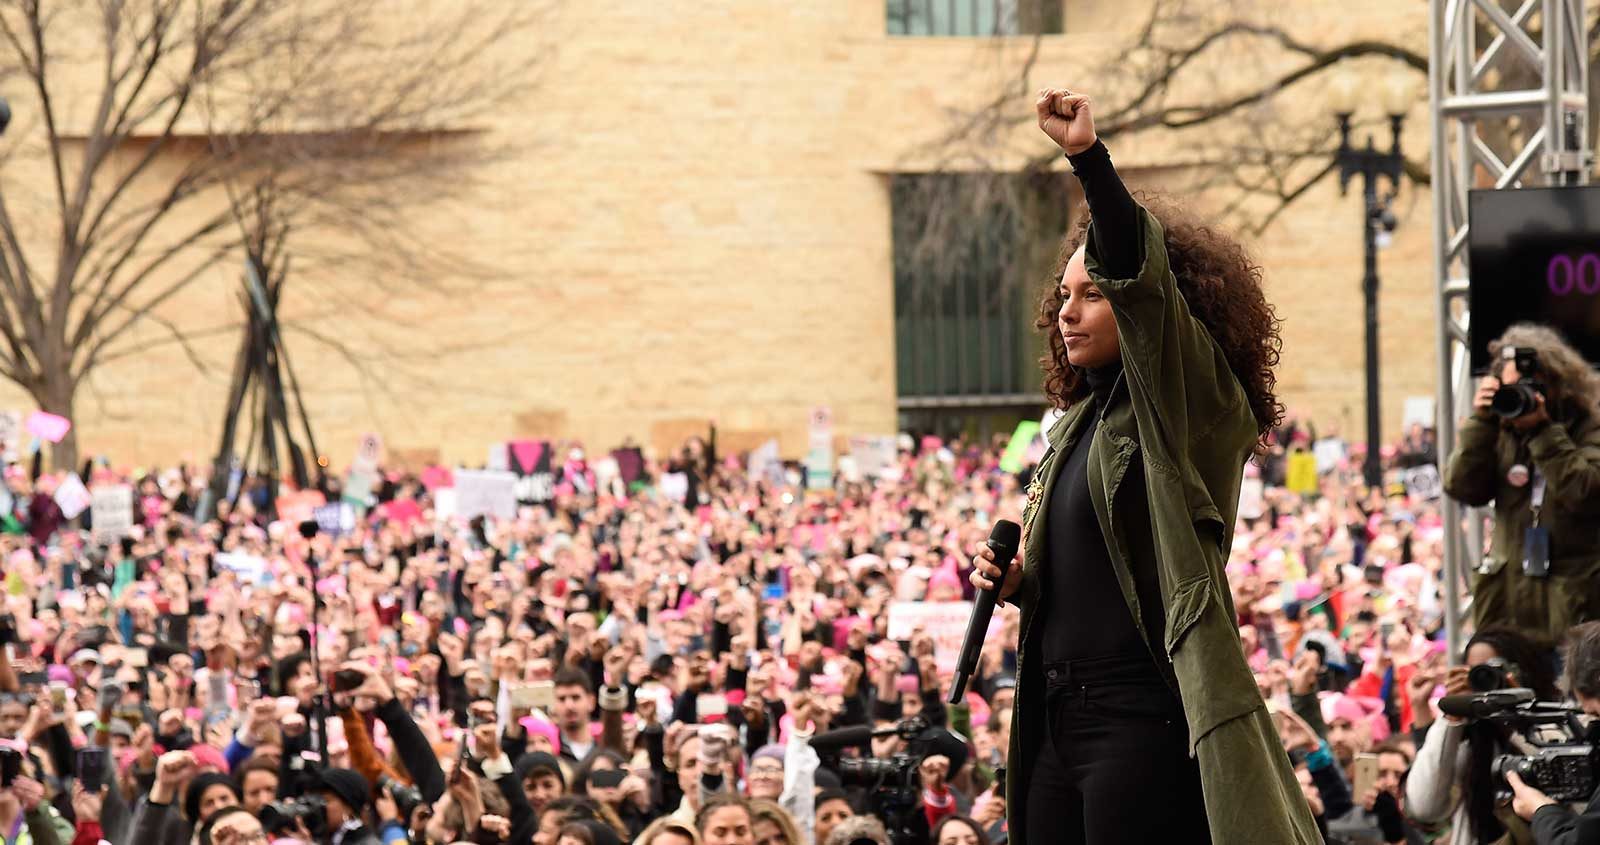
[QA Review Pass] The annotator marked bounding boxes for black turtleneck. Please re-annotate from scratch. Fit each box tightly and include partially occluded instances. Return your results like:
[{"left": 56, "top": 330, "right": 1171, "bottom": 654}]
[{"left": 1039, "top": 363, "right": 1162, "bottom": 664}]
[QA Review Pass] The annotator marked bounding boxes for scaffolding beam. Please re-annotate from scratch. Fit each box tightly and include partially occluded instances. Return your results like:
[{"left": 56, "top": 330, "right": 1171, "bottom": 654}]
[{"left": 1429, "top": 0, "right": 1591, "bottom": 660}]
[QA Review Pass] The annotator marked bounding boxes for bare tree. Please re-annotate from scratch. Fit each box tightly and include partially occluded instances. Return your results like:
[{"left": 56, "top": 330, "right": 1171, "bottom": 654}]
[
  {"left": 0, "top": 0, "right": 551, "bottom": 468},
  {"left": 901, "top": 0, "right": 1599, "bottom": 298}
]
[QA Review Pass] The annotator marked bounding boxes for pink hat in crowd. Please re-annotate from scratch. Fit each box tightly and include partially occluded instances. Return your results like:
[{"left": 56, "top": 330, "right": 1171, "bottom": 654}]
[
  {"left": 519, "top": 712, "right": 560, "bottom": 750},
  {"left": 189, "top": 743, "right": 229, "bottom": 773},
  {"left": 1321, "top": 693, "right": 1391, "bottom": 743}
]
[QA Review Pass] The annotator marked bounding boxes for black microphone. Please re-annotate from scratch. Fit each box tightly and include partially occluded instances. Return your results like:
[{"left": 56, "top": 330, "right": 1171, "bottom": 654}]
[
  {"left": 948, "top": 520, "right": 1021, "bottom": 704},
  {"left": 1437, "top": 688, "right": 1534, "bottom": 719}
]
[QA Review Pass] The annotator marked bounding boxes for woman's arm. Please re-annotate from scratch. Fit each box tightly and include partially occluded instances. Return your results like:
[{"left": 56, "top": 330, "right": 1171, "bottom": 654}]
[
  {"left": 1068, "top": 140, "right": 1140, "bottom": 279},
  {"left": 374, "top": 697, "right": 446, "bottom": 803},
  {"left": 1403, "top": 718, "right": 1467, "bottom": 824},
  {"left": 1037, "top": 88, "right": 1254, "bottom": 457}
]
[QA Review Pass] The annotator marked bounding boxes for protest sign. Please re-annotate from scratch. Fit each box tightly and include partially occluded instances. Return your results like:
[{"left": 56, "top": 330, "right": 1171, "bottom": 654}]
[
  {"left": 54, "top": 474, "right": 91, "bottom": 520},
  {"left": 999, "top": 421, "right": 1042, "bottom": 474},
  {"left": 888, "top": 601, "right": 1000, "bottom": 673},
  {"left": 1313, "top": 439, "right": 1347, "bottom": 474},
  {"left": 507, "top": 440, "right": 555, "bottom": 505},
  {"left": 612, "top": 447, "right": 645, "bottom": 486},
  {"left": 659, "top": 472, "right": 688, "bottom": 503},
  {"left": 354, "top": 433, "right": 383, "bottom": 473},
  {"left": 342, "top": 470, "right": 376, "bottom": 512},
  {"left": 1404, "top": 464, "right": 1443, "bottom": 501},
  {"left": 1403, "top": 397, "right": 1437, "bottom": 430},
  {"left": 275, "top": 490, "right": 326, "bottom": 526},
  {"left": 90, "top": 485, "right": 134, "bottom": 543},
  {"left": 0, "top": 411, "right": 20, "bottom": 461},
  {"left": 420, "top": 466, "right": 453, "bottom": 491},
  {"left": 314, "top": 502, "right": 357, "bottom": 536},
  {"left": 1238, "top": 478, "right": 1265, "bottom": 521},
  {"left": 848, "top": 435, "right": 898, "bottom": 480},
  {"left": 805, "top": 407, "right": 833, "bottom": 490},
  {"left": 747, "top": 439, "right": 783, "bottom": 487},
  {"left": 215, "top": 552, "right": 269, "bottom": 585},
  {"left": 1286, "top": 452, "right": 1319, "bottom": 496},
  {"left": 26, "top": 412, "right": 70, "bottom": 444},
  {"left": 454, "top": 469, "right": 517, "bottom": 520}
]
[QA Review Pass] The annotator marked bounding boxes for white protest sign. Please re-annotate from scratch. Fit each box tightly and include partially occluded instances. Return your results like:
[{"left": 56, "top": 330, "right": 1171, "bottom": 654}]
[
  {"left": 747, "top": 439, "right": 784, "bottom": 487},
  {"left": 1402, "top": 397, "right": 1437, "bottom": 430},
  {"left": 0, "top": 411, "right": 20, "bottom": 462},
  {"left": 1238, "top": 478, "right": 1265, "bottom": 521},
  {"left": 487, "top": 444, "right": 510, "bottom": 473},
  {"left": 433, "top": 487, "right": 458, "bottom": 523},
  {"left": 1404, "top": 464, "right": 1443, "bottom": 501},
  {"left": 849, "top": 435, "right": 898, "bottom": 480},
  {"left": 314, "top": 502, "right": 357, "bottom": 536},
  {"left": 90, "top": 484, "right": 134, "bottom": 543},
  {"left": 1313, "top": 438, "right": 1347, "bottom": 474},
  {"left": 453, "top": 469, "right": 517, "bottom": 520},
  {"left": 215, "top": 552, "right": 269, "bottom": 585},
  {"left": 888, "top": 600, "right": 996, "bottom": 673},
  {"left": 659, "top": 472, "right": 688, "bottom": 504},
  {"left": 53, "top": 474, "right": 92, "bottom": 520},
  {"left": 354, "top": 433, "right": 383, "bottom": 473}
]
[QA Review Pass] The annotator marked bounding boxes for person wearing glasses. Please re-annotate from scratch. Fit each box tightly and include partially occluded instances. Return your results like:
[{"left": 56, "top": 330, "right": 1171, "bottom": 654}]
[{"left": 197, "top": 806, "right": 269, "bottom": 845}]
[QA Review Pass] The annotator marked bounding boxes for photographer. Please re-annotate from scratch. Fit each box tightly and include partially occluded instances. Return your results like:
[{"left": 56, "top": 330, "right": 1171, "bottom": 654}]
[
  {"left": 1505, "top": 621, "right": 1600, "bottom": 844},
  {"left": 1443, "top": 324, "right": 1600, "bottom": 642},
  {"left": 1406, "top": 626, "right": 1559, "bottom": 845}
]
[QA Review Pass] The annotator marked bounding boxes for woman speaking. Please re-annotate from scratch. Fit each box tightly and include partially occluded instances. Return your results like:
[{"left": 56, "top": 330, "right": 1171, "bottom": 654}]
[{"left": 969, "top": 87, "right": 1319, "bottom": 844}]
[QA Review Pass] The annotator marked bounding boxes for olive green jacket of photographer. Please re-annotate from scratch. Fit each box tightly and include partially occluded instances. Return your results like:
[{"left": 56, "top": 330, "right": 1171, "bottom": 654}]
[
  {"left": 1442, "top": 411, "right": 1600, "bottom": 642},
  {"left": 1006, "top": 207, "right": 1319, "bottom": 844}
]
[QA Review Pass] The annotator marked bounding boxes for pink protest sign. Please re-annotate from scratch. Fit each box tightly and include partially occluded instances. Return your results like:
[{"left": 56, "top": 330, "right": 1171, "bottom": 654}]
[{"left": 26, "top": 412, "right": 70, "bottom": 444}]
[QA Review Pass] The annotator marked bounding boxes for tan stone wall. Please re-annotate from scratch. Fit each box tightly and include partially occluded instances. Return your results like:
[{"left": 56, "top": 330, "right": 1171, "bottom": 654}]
[{"left": 0, "top": 0, "right": 1442, "bottom": 466}]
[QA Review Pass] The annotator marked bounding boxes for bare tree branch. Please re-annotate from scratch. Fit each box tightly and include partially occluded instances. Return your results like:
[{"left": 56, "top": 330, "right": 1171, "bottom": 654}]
[{"left": 0, "top": 0, "right": 556, "bottom": 467}]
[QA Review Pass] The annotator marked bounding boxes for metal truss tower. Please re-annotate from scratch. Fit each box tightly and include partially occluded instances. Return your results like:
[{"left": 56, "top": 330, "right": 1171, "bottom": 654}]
[{"left": 1429, "top": 0, "right": 1591, "bottom": 657}]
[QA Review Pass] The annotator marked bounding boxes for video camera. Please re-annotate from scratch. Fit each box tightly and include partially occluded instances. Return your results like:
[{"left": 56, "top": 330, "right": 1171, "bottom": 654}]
[
  {"left": 1490, "top": 347, "right": 1546, "bottom": 420},
  {"left": 1439, "top": 688, "right": 1598, "bottom": 803},
  {"left": 811, "top": 716, "right": 964, "bottom": 845}
]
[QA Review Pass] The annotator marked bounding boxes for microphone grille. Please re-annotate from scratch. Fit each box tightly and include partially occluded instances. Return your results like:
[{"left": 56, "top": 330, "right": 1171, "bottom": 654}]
[{"left": 990, "top": 519, "right": 1021, "bottom": 547}]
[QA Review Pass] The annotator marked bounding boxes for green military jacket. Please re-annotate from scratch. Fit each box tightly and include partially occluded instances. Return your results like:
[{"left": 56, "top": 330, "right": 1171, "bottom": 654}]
[
  {"left": 1442, "top": 410, "right": 1600, "bottom": 642},
  {"left": 1005, "top": 206, "right": 1319, "bottom": 844}
]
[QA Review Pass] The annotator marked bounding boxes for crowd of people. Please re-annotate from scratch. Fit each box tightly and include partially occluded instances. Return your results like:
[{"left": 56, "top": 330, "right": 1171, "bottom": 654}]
[{"left": 0, "top": 402, "right": 1590, "bottom": 845}]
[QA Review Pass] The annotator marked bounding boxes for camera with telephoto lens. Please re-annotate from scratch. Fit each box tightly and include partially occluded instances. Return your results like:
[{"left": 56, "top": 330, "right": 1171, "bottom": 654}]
[
  {"left": 377, "top": 775, "right": 424, "bottom": 820},
  {"left": 1490, "top": 348, "right": 1546, "bottom": 420},
  {"left": 259, "top": 795, "right": 328, "bottom": 838},
  {"left": 1469, "top": 657, "right": 1521, "bottom": 693}
]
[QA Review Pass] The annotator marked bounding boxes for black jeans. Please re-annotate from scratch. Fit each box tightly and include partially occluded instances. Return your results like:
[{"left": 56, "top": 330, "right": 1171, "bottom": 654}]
[{"left": 1024, "top": 653, "right": 1211, "bottom": 844}]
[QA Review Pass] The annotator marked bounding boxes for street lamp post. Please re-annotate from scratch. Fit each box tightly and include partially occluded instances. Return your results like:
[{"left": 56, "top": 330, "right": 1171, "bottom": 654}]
[{"left": 1331, "top": 75, "right": 1408, "bottom": 489}]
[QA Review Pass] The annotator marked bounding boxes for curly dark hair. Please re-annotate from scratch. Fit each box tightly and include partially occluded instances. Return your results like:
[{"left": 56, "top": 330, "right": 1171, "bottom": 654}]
[{"left": 1035, "top": 194, "right": 1285, "bottom": 453}]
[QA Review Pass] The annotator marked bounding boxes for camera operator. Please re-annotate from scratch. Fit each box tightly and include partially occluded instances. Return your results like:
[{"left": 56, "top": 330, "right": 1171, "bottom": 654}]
[
  {"left": 313, "top": 767, "right": 383, "bottom": 845},
  {"left": 1407, "top": 626, "right": 1561, "bottom": 844},
  {"left": 1505, "top": 621, "right": 1600, "bottom": 844},
  {"left": 1443, "top": 324, "right": 1600, "bottom": 642}
]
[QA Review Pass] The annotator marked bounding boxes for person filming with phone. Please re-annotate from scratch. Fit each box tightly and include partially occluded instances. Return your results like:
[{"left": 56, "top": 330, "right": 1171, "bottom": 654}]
[{"left": 1443, "top": 324, "right": 1600, "bottom": 642}]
